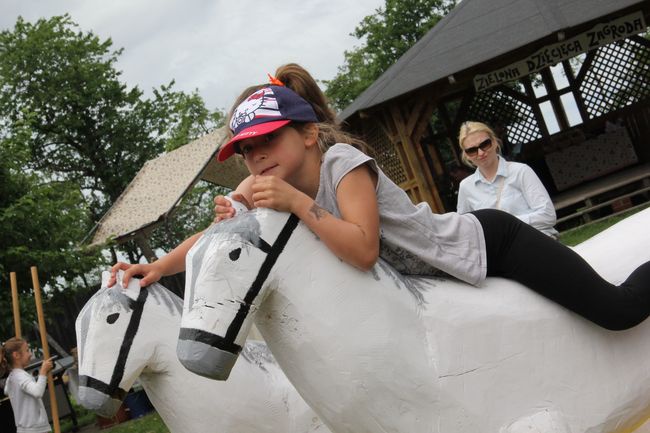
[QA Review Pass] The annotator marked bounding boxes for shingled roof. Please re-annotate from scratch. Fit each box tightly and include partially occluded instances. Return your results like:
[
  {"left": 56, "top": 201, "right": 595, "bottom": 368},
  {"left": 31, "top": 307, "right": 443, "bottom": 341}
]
[
  {"left": 340, "top": 0, "right": 647, "bottom": 120},
  {"left": 88, "top": 128, "right": 248, "bottom": 246}
]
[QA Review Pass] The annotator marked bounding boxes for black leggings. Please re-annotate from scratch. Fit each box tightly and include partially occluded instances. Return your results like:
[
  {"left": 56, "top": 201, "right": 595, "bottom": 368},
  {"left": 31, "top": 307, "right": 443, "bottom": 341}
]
[{"left": 472, "top": 209, "right": 650, "bottom": 330}]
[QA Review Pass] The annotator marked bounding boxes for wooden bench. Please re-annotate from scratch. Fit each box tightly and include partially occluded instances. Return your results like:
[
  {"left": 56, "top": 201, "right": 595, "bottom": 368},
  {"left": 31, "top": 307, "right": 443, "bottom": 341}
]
[{"left": 552, "top": 162, "right": 650, "bottom": 228}]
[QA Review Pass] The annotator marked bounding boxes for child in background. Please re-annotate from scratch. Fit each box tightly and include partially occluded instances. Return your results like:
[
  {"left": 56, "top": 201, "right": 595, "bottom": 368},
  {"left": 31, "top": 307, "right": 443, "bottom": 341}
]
[{"left": 1, "top": 337, "right": 54, "bottom": 433}]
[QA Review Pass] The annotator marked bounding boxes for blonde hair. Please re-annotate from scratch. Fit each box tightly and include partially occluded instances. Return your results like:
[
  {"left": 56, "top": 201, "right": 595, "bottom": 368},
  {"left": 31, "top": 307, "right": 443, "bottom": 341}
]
[
  {"left": 0, "top": 337, "right": 26, "bottom": 376},
  {"left": 457, "top": 121, "right": 502, "bottom": 167},
  {"left": 227, "top": 63, "right": 367, "bottom": 155}
]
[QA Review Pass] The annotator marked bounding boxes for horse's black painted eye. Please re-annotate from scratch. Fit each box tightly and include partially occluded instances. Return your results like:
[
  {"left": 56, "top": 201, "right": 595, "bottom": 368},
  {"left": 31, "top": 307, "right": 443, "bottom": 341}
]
[
  {"left": 107, "top": 313, "right": 119, "bottom": 324},
  {"left": 229, "top": 248, "right": 242, "bottom": 261}
]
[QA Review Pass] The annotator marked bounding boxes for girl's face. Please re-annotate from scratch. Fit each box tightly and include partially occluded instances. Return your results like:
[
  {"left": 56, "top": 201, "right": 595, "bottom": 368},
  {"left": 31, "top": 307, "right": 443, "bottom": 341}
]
[
  {"left": 461, "top": 131, "right": 498, "bottom": 171},
  {"left": 239, "top": 125, "right": 315, "bottom": 185},
  {"left": 12, "top": 342, "right": 32, "bottom": 368}
]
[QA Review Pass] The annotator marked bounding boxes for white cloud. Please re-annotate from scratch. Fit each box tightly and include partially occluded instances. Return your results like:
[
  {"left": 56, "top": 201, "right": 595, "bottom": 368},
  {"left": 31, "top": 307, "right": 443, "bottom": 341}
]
[{"left": 1, "top": 0, "right": 384, "bottom": 111}]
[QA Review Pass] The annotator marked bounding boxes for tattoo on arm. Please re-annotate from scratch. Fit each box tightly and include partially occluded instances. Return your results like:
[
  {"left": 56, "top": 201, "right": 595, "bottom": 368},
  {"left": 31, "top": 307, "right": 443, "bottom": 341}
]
[{"left": 309, "top": 204, "right": 328, "bottom": 221}]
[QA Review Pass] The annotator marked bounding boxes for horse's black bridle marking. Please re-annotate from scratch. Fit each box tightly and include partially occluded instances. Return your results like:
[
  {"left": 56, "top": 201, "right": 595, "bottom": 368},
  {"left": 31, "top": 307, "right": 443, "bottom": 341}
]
[
  {"left": 80, "top": 288, "right": 149, "bottom": 400},
  {"left": 178, "top": 327, "right": 241, "bottom": 353},
  {"left": 179, "top": 213, "right": 300, "bottom": 355},
  {"left": 79, "top": 375, "right": 128, "bottom": 401}
]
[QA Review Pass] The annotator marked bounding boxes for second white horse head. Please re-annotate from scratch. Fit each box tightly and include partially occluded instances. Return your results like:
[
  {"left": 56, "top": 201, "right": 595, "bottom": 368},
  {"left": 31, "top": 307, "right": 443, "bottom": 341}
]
[{"left": 76, "top": 271, "right": 330, "bottom": 433}]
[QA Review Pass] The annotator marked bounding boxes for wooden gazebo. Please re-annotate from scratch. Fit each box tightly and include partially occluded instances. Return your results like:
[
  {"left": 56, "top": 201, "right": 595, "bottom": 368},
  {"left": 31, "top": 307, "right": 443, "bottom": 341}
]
[{"left": 340, "top": 0, "right": 650, "bottom": 230}]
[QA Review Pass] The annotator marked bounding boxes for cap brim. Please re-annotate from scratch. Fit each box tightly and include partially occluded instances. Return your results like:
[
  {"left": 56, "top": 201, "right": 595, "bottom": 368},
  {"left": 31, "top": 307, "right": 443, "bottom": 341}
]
[{"left": 217, "top": 120, "right": 292, "bottom": 162}]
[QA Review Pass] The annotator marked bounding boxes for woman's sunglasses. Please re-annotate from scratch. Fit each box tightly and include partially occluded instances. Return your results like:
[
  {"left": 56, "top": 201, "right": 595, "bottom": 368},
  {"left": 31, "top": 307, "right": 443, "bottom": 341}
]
[{"left": 463, "top": 138, "right": 492, "bottom": 156}]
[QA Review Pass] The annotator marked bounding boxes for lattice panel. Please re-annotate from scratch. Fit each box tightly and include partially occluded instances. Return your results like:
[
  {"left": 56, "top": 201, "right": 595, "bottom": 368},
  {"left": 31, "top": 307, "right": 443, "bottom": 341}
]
[
  {"left": 362, "top": 118, "right": 407, "bottom": 184},
  {"left": 581, "top": 39, "right": 650, "bottom": 118},
  {"left": 466, "top": 89, "right": 542, "bottom": 147}
]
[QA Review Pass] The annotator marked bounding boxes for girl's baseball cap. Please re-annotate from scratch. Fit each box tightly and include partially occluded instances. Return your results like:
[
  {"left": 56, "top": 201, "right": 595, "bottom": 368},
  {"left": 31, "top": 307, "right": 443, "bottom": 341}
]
[{"left": 217, "top": 85, "right": 319, "bottom": 161}]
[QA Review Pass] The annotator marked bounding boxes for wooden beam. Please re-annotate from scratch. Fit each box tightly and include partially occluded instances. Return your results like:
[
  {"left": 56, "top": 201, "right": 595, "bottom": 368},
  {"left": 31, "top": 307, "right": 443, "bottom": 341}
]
[
  {"left": 10, "top": 272, "right": 21, "bottom": 338},
  {"left": 135, "top": 233, "right": 158, "bottom": 263},
  {"left": 410, "top": 102, "right": 446, "bottom": 211},
  {"left": 406, "top": 96, "right": 428, "bottom": 134},
  {"left": 522, "top": 76, "right": 551, "bottom": 138},
  {"left": 388, "top": 105, "right": 439, "bottom": 210},
  {"left": 575, "top": 50, "right": 596, "bottom": 85},
  {"left": 540, "top": 67, "right": 571, "bottom": 131},
  {"left": 562, "top": 59, "right": 590, "bottom": 122},
  {"left": 31, "top": 267, "right": 61, "bottom": 433},
  {"left": 437, "top": 102, "right": 462, "bottom": 165}
]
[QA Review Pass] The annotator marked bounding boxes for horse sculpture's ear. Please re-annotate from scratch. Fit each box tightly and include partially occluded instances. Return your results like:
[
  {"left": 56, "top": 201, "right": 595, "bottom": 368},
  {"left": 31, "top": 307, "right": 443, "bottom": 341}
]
[
  {"left": 101, "top": 271, "right": 112, "bottom": 288},
  {"left": 111, "top": 270, "right": 142, "bottom": 301}
]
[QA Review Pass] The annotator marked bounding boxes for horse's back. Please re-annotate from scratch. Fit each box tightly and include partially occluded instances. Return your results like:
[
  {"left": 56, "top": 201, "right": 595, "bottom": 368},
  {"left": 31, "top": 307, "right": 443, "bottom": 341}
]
[{"left": 413, "top": 207, "right": 650, "bottom": 431}]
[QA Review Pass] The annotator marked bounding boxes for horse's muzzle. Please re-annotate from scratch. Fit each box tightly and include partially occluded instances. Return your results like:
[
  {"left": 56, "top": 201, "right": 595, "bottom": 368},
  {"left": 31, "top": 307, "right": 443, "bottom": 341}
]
[
  {"left": 78, "top": 385, "right": 123, "bottom": 418},
  {"left": 176, "top": 331, "right": 239, "bottom": 380}
]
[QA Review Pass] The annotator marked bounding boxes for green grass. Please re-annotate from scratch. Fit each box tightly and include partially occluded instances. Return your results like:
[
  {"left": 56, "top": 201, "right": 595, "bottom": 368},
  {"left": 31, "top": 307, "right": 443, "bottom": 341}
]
[
  {"left": 558, "top": 203, "right": 650, "bottom": 246},
  {"left": 60, "top": 398, "right": 97, "bottom": 432},
  {"left": 57, "top": 395, "right": 169, "bottom": 433},
  {"left": 102, "top": 412, "right": 170, "bottom": 433}
]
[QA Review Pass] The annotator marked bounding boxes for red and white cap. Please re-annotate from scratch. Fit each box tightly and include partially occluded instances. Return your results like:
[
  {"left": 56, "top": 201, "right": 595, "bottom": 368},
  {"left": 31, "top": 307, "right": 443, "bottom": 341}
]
[{"left": 217, "top": 85, "right": 319, "bottom": 161}]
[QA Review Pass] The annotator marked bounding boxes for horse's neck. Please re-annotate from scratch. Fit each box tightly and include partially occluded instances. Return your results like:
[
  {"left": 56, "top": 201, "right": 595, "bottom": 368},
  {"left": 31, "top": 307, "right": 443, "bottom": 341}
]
[
  {"left": 138, "top": 298, "right": 182, "bottom": 374},
  {"left": 139, "top": 339, "right": 302, "bottom": 433},
  {"left": 257, "top": 243, "right": 439, "bottom": 433},
  {"left": 257, "top": 220, "right": 431, "bottom": 370},
  {"left": 136, "top": 302, "right": 230, "bottom": 430}
]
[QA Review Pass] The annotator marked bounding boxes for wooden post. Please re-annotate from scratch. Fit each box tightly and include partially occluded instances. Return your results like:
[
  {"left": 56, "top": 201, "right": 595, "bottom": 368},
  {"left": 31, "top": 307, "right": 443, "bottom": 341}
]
[
  {"left": 30, "top": 266, "right": 61, "bottom": 433},
  {"left": 135, "top": 233, "right": 158, "bottom": 263},
  {"left": 387, "top": 101, "right": 445, "bottom": 212},
  {"left": 10, "top": 272, "right": 22, "bottom": 338}
]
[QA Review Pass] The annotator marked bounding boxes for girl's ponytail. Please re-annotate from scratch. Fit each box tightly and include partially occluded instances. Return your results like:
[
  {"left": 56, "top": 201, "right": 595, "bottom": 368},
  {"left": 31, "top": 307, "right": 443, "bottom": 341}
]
[
  {"left": 225, "top": 63, "right": 369, "bottom": 155},
  {"left": 274, "top": 63, "right": 336, "bottom": 124},
  {"left": 274, "top": 63, "right": 367, "bottom": 154}
]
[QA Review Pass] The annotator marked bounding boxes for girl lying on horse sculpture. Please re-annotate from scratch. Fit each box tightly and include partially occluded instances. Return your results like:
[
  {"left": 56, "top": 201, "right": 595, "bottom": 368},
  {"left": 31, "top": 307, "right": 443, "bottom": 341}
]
[{"left": 109, "top": 63, "right": 650, "bottom": 433}]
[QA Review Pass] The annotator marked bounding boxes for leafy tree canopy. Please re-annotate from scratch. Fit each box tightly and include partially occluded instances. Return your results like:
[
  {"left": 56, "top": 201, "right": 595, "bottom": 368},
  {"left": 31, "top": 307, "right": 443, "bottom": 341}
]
[
  {"left": 325, "top": 0, "right": 456, "bottom": 110},
  {"left": 163, "top": 90, "right": 226, "bottom": 152},
  {"left": 0, "top": 15, "right": 225, "bottom": 340},
  {"left": 0, "top": 15, "right": 223, "bottom": 223},
  {"left": 0, "top": 131, "right": 101, "bottom": 338}
]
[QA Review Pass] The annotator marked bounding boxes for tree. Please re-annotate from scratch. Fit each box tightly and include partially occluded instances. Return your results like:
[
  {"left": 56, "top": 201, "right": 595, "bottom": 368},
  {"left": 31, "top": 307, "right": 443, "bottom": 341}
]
[
  {"left": 163, "top": 89, "right": 226, "bottom": 152},
  {"left": 0, "top": 15, "right": 222, "bottom": 224},
  {"left": 0, "top": 128, "right": 101, "bottom": 339},
  {"left": 325, "top": 0, "right": 456, "bottom": 110},
  {"left": 0, "top": 15, "right": 224, "bottom": 341},
  {"left": 0, "top": 15, "right": 225, "bottom": 257}
]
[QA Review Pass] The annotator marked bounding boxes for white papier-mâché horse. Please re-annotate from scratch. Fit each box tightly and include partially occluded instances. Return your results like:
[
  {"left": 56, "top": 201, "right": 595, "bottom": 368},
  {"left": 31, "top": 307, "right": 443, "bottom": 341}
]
[
  {"left": 75, "top": 271, "right": 331, "bottom": 433},
  {"left": 176, "top": 207, "right": 650, "bottom": 433}
]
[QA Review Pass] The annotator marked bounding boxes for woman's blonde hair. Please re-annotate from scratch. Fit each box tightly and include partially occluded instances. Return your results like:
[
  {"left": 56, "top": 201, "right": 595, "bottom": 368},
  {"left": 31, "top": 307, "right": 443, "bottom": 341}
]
[
  {"left": 0, "top": 337, "right": 26, "bottom": 376},
  {"left": 227, "top": 63, "right": 367, "bottom": 155},
  {"left": 457, "top": 121, "right": 502, "bottom": 167}
]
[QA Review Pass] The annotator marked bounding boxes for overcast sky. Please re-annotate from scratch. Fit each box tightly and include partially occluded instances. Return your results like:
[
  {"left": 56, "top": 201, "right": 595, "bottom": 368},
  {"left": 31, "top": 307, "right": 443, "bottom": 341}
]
[{"left": 1, "top": 0, "right": 384, "bottom": 112}]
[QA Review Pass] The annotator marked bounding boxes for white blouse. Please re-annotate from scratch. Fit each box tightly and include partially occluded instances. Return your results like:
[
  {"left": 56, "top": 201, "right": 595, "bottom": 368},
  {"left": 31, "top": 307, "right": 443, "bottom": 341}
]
[{"left": 457, "top": 156, "right": 558, "bottom": 237}]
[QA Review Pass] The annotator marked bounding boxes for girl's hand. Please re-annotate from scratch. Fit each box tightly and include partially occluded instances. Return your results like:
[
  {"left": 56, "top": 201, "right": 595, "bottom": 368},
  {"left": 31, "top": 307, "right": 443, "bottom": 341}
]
[
  {"left": 251, "top": 175, "right": 305, "bottom": 213},
  {"left": 109, "top": 262, "right": 162, "bottom": 288},
  {"left": 39, "top": 357, "right": 55, "bottom": 376},
  {"left": 213, "top": 193, "right": 251, "bottom": 223}
]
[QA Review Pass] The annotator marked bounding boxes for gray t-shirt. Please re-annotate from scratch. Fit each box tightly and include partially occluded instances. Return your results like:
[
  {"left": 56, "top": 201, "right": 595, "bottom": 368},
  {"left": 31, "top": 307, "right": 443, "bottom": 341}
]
[{"left": 315, "top": 144, "right": 487, "bottom": 286}]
